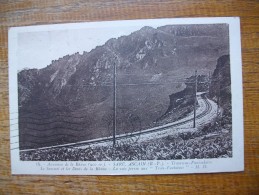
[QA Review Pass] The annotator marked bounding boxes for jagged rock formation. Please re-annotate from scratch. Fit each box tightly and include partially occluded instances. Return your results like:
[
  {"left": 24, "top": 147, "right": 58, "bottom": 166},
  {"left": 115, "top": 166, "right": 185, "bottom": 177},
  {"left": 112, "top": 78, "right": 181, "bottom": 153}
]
[
  {"left": 18, "top": 24, "right": 229, "bottom": 149},
  {"left": 158, "top": 55, "right": 231, "bottom": 130},
  {"left": 157, "top": 74, "right": 209, "bottom": 124},
  {"left": 208, "top": 55, "right": 232, "bottom": 129}
]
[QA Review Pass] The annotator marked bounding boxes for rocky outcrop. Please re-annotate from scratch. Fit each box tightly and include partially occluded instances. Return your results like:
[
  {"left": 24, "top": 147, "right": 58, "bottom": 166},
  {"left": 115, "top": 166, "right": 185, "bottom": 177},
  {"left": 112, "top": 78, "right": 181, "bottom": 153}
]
[
  {"left": 157, "top": 74, "right": 209, "bottom": 124},
  {"left": 157, "top": 54, "right": 231, "bottom": 126},
  {"left": 208, "top": 55, "right": 232, "bottom": 129}
]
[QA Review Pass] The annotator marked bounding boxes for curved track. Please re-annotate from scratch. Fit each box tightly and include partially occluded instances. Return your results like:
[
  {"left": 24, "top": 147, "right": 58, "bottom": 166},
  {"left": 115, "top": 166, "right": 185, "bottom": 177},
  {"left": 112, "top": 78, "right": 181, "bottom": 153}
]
[{"left": 20, "top": 93, "right": 215, "bottom": 152}]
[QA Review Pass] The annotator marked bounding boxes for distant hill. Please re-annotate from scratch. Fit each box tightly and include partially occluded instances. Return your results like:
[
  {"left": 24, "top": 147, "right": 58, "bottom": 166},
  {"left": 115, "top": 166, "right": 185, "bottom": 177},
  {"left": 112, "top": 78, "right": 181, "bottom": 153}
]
[{"left": 18, "top": 24, "right": 229, "bottom": 149}]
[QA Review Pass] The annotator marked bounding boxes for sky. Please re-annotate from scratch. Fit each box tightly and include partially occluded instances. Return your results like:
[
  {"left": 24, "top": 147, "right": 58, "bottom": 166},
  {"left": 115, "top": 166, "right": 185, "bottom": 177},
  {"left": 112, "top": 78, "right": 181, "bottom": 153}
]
[
  {"left": 17, "top": 23, "right": 164, "bottom": 70},
  {"left": 18, "top": 16, "right": 202, "bottom": 71},
  {"left": 16, "top": 18, "right": 231, "bottom": 71},
  {"left": 17, "top": 26, "right": 139, "bottom": 70}
]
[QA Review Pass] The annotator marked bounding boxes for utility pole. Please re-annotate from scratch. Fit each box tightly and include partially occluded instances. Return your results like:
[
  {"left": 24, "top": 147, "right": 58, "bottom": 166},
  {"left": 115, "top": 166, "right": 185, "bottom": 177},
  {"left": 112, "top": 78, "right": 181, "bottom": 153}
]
[
  {"left": 208, "top": 71, "right": 211, "bottom": 93},
  {"left": 113, "top": 61, "right": 117, "bottom": 147},
  {"left": 193, "top": 70, "right": 197, "bottom": 128},
  {"left": 216, "top": 75, "right": 221, "bottom": 119}
]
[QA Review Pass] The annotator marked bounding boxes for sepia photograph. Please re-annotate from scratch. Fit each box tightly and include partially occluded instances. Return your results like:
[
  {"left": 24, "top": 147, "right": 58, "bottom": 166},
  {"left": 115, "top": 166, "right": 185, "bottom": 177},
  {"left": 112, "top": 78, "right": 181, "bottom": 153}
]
[{"left": 9, "top": 17, "right": 243, "bottom": 175}]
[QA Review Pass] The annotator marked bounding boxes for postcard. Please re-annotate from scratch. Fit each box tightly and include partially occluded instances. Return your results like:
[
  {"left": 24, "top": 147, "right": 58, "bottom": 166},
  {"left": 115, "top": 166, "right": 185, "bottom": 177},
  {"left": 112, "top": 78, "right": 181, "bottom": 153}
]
[{"left": 9, "top": 17, "right": 243, "bottom": 175}]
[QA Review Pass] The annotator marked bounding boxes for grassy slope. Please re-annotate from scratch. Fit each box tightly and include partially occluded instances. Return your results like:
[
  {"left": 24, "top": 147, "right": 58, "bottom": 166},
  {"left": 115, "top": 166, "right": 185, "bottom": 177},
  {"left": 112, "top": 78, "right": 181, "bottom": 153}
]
[{"left": 20, "top": 127, "right": 232, "bottom": 161}]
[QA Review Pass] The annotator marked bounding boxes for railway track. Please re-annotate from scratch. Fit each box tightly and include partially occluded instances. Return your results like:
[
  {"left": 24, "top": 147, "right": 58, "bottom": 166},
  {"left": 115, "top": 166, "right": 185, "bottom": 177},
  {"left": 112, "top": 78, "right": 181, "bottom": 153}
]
[{"left": 20, "top": 93, "right": 214, "bottom": 152}]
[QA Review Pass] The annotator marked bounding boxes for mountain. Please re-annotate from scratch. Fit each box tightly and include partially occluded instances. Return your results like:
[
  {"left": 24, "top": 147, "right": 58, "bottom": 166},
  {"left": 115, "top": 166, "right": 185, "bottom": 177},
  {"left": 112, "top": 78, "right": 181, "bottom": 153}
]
[{"left": 18, "top": 24, "right": 229, "bottom": 149}]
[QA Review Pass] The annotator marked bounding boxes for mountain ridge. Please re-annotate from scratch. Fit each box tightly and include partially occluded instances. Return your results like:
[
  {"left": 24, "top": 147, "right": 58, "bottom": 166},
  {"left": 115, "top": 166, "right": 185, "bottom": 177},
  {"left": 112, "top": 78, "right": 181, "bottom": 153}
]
[{"left": 18, "top": 24, "right": 229, "bottom": 149}]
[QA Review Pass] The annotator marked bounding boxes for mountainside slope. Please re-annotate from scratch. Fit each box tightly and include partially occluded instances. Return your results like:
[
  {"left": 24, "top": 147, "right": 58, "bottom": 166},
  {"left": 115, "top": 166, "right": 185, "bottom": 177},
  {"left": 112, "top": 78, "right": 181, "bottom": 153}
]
[
  {"left": 208, "top": 55, "right": 232, "bottom": 130},
  {"left": 18, "top": 24, "right": 229, "bottom": 149}
]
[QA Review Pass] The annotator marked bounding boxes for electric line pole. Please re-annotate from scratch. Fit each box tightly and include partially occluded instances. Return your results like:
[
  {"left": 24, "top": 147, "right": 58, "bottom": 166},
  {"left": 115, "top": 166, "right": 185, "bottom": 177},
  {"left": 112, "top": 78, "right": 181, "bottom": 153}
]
[
  {"left": 208, "top": 71, "right": 211, "bottom": 93},
  {"left": 216, "top": 75, "right": 221, "bottom": 119},
  {"left": 193, "top": 70, "right": 197, "bottom": 128},
  {"left": 113, "top": 60, "right": 117, "bottom": 147}
]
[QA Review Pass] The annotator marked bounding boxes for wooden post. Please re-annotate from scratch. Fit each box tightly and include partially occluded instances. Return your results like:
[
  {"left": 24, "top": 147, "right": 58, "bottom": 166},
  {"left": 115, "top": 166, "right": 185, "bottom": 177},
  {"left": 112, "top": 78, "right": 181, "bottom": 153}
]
[
  {"left": 216, "top": 75, "right": 221, "bottom": 119},
  {"left": 193, "top": 70, "right": 197, "bottom": 128},
  {"left": 113, "top": 61, "right": 117, "bottom": 147}
]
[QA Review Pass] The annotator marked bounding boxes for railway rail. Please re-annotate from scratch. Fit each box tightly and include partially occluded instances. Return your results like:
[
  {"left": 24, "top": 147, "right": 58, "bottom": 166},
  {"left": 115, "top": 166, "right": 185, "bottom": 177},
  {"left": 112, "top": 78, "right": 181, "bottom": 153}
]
[{"left": 20, "top": 93, "right": 214, "bottom": 152}]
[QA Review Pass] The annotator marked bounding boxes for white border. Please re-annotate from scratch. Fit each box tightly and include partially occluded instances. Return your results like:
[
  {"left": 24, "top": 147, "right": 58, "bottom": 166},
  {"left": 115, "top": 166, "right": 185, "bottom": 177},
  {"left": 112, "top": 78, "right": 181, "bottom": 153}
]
[{"left": 9, "top": 17, "right": 243, "bottom": 175}]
